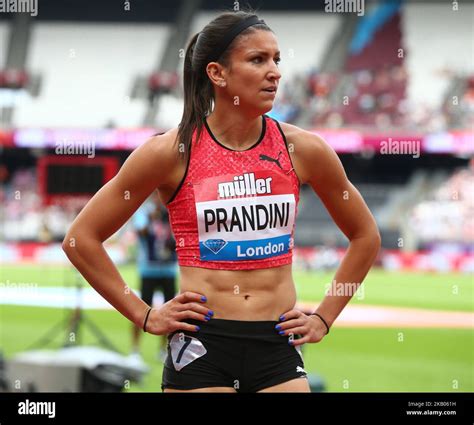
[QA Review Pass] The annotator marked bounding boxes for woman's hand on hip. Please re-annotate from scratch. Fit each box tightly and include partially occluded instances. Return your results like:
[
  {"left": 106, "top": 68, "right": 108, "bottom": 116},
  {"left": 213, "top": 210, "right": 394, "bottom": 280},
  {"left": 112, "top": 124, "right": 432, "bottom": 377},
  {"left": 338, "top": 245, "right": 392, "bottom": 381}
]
[
  {"left": 275, "top": 309, "right": 328, "bottom": 346},
  {"left": 145, "top": 292, "right": 214, "bottom": 335}
]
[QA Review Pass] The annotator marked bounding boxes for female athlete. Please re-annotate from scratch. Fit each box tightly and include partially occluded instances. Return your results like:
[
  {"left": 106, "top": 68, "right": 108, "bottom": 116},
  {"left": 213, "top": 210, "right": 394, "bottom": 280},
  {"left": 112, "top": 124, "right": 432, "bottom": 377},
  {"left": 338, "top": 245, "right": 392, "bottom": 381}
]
[{"left": 63, "top": 11, "right": 381, "bottom": 393}]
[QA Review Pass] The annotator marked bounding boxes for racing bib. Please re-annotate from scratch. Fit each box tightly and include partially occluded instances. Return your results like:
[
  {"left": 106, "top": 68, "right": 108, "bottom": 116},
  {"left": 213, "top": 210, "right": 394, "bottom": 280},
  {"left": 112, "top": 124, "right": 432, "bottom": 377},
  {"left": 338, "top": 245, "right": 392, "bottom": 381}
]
[{"left": 193, "top": 170, "right": 296, "bottom": 261}]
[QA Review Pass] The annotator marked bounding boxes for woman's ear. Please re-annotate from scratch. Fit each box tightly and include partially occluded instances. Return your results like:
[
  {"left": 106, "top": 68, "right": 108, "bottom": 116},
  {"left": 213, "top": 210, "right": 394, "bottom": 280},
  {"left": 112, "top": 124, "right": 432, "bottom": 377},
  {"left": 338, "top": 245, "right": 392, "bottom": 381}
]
[{"left": 206, "top": 62, "right": 226, "bottom": 87}]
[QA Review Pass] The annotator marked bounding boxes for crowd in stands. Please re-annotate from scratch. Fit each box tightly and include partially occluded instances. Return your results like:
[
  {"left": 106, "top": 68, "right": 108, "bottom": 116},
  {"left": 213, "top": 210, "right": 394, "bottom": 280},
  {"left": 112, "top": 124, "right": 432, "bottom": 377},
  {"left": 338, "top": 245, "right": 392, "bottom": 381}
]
[
  {"left": 271, "top": 65, "right": 472, "bottom": 132},
  {"left": 0, "top": 168, "right": 82, "bottom": 242},
  {"left": 443, "top": 75, "right": 474, "bottom": 130},
  {"left": 410, "top": 164, "right": 474, "bottom": 245}
]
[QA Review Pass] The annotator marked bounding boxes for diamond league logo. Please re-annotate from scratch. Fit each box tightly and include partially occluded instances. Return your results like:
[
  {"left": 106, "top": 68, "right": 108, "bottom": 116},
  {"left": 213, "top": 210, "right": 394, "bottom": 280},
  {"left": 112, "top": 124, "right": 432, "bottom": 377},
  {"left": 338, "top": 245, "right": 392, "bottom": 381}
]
[{"left": 203, "top": 239, "right": 227, "bottom": 254}]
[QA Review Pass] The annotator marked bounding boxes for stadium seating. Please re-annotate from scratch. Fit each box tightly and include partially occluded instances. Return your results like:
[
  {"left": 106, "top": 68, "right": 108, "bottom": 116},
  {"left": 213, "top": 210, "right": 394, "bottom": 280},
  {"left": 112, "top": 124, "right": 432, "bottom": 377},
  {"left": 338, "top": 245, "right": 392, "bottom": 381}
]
[{"left": 14, "top": 23, "right": 171, "bottom": 127}]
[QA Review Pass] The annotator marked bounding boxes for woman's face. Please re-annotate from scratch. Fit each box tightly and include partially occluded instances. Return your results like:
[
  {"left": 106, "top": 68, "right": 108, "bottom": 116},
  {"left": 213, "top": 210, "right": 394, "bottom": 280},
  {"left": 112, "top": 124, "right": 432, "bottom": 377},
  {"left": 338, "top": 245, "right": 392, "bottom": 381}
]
[{"left": 213, "top": 30, "right": 282, "bottom": 115}]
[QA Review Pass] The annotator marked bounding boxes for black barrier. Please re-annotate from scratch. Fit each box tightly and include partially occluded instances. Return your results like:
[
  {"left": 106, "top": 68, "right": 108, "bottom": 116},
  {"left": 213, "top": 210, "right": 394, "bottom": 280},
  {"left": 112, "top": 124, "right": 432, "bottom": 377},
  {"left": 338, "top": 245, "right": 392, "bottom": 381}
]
[{"left": 0, "top": 392, "right": 471, "bottom": 423}]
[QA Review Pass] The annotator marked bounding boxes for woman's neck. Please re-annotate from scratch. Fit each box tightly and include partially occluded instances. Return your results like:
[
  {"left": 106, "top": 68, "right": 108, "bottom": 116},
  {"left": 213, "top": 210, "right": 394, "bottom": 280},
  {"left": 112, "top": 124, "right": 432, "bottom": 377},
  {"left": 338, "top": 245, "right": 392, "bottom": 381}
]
[{"left": 206, "top": 108, "right": 263, "bottom": 150}]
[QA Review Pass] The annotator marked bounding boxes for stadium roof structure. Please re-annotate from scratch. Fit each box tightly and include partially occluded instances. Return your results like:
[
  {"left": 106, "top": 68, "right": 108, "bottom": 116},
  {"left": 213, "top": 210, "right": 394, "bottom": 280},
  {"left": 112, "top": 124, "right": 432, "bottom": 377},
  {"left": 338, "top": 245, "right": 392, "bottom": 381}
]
[{"left": 0, "top": 0, "right": 329, "bottom": 23}]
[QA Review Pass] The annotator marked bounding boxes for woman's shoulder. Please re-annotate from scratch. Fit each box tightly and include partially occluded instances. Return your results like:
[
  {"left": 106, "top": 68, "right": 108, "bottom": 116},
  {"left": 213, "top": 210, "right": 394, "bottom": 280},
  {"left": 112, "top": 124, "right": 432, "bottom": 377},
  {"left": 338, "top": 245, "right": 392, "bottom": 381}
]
[
  {"left": 150, "top": 127, "right": 180, "bottom": 147},
  {"left": 143, "top": 127, "right": 180, "bottom": 159},
  {"left": 280, "top": 122, "right": 337, "bottom": 184},
  {"left": 278, "top": 121, "right": 346, "bottom": 187},
  {"left": 278, "top": 121, "right": 326, "bottom": 150},
  {"left": 129, "top": 127, "right": 181, "bottom": 188},
  {"left": 277, "top": 121, "right": 332, "bottom": 174}
]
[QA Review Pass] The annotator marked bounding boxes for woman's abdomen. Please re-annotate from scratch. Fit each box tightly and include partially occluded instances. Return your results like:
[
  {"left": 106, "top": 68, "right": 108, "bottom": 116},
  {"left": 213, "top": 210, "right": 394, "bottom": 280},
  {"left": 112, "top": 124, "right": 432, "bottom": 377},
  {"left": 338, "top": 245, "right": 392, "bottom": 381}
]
[{"left": 178, "top": 264, "right": 296, "bottom": 320}]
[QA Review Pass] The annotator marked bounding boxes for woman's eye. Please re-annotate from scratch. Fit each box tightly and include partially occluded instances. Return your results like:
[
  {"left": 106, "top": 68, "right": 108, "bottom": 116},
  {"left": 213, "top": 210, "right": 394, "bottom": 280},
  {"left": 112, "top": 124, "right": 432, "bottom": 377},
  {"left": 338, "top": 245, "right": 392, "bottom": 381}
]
[{"left": 252, "top": 57, "right": 281, "bottom": 65}]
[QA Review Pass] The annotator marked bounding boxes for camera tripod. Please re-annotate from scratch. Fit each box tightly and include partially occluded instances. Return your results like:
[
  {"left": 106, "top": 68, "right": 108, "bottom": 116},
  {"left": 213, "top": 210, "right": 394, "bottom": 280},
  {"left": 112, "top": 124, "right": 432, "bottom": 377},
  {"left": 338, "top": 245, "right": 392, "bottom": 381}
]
[{"left": 27, "top": 268, "right": 121, "bottom": 353}]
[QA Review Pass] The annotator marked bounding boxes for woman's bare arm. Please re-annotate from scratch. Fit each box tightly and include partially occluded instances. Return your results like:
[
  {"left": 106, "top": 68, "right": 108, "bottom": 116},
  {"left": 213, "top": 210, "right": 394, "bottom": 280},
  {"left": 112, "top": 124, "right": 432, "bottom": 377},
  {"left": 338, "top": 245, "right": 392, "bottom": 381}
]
[
  {"left": 295, "top": 129, "right": 381, "bottom": 328},
  {"left": 62, "top": 135, "right": 175, "bottom": 327},
  {"left": 275, "top": 125, "right": 381, "bottom": 344},
  {"left": 62, "top": 133, "right": 203, "bottom": 332}
]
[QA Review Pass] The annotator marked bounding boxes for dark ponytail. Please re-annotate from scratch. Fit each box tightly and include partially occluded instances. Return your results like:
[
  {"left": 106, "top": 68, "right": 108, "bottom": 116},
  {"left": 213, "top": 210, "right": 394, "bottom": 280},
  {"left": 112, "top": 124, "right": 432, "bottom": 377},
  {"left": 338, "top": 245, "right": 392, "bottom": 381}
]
[{"left": 175, "top": 9, "right": 272, "bottom": 162}]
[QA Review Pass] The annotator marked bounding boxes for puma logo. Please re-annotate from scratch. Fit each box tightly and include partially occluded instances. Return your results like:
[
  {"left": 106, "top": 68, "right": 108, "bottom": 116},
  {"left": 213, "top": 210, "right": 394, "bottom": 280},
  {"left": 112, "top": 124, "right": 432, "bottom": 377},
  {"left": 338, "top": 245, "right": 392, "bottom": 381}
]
[
  {"left": 259, "top": 151, "right": 283, "bottom": 169},
  {"left": 296, "top": 366, "right": 307, "bottom": 374}
]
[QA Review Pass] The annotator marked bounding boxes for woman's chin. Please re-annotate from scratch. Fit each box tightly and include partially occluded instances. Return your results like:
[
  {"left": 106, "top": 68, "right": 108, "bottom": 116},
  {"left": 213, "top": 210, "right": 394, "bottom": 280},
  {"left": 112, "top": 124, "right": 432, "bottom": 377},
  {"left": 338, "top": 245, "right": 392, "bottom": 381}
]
[{"left": 261, "top": 103, "right": 274, "bottom": 113}]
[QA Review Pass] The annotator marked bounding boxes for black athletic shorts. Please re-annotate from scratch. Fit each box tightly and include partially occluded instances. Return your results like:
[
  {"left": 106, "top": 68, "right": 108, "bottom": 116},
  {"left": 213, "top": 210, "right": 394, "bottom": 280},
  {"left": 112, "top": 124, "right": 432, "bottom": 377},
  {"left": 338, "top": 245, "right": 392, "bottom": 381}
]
[
  {"left": 161, "top": 318, "right": 308, "bottom": 392},
  {"left": 140, "top": 276, "right": 176, "bottom": 307}
]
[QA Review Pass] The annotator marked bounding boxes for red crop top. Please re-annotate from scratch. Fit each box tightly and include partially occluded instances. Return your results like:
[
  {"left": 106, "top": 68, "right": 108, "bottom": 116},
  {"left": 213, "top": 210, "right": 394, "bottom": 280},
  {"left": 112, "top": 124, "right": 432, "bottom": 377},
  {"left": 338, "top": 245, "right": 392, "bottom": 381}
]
[{"left": 165, "top": 114, "right": 300, "bottom": 270}]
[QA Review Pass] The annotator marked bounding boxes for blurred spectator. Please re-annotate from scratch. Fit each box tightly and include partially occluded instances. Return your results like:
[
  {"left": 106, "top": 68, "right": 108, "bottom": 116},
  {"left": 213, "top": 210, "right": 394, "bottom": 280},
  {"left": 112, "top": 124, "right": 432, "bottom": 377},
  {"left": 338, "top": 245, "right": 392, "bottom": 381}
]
[
  {"left": 272, "top": 62, "right": 471, "bottom": 133},
  {"left": 130, "top": 191, "right": 177, "bottom": 363},
  {"left": 410, "top": 165, "right": 474, "bottom": 244}
]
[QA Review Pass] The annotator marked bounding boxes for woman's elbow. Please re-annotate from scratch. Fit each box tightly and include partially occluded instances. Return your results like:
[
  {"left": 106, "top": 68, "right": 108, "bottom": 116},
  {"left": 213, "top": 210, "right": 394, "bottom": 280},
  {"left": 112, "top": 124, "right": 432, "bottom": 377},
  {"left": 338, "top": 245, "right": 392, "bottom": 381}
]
[
  {"left": 62, "top": 225, "right": 94, "bottom": 258},
  {"left": 367, "top": 221, "right": 382, "bottom": 249},
  {"left": 62, "top": 234, "right": 73, "bottom": 254},
  {"left": 62, "top": 231, "right": 79, "bottom": 259},
  {"left": 372, "top": 230, "right": 382, "bottom": 251},
  {"left": 351, "top": 226, "right": 381, "bottom": 252}
]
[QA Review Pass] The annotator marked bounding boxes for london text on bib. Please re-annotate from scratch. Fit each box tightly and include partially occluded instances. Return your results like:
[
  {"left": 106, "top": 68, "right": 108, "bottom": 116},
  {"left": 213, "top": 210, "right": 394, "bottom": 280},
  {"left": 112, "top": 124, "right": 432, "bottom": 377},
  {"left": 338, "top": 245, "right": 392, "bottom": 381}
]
[{"left": 193, "top": 170, "right": 296, "bottom": 261}]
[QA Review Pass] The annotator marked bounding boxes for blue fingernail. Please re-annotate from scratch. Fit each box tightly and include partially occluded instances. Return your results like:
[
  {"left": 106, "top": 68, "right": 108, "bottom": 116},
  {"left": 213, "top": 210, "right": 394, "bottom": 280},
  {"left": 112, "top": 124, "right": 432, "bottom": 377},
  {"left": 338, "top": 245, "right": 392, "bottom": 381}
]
[
  {"left": 279, "top": 315, "right": 285, "bottom": 321},
  {"left": 279, "top": 331, "right": 285, "bottom": 335},
  {"left": 195, "top": 325, "right": 200, "bottom": 331},
  {"left": 205, "top": 316, "right": 211, "bottom": 321},
  {"left": 288, "top": 340, "right": 293, "bottom": 345},
  {"left": 201, "top": 296, "right": 207, "bottom": 302},
  {"left": 275, "top": 324, "right": 281, "bottom": 330},
  {"left": 208, "top": 310, "right": 214, "bottom": 316}
]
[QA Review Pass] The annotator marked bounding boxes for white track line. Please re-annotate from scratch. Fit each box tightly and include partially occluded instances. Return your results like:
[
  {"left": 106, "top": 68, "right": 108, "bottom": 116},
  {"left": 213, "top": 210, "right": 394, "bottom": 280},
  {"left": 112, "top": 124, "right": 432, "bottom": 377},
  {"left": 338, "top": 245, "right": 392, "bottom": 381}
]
[
  {"left": 297, "top": 302, "right": 474, "bottom": 329},
  {"left": 1, "top": 287, "right": 472, "bottom": 328}
]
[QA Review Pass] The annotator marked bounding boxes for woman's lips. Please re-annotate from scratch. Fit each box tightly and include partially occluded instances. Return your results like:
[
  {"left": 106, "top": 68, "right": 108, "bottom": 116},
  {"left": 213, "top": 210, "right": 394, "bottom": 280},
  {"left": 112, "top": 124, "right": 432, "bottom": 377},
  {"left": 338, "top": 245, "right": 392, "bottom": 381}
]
[{"left": 261, "top": 89, "right": 276, "bottom": 98}]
